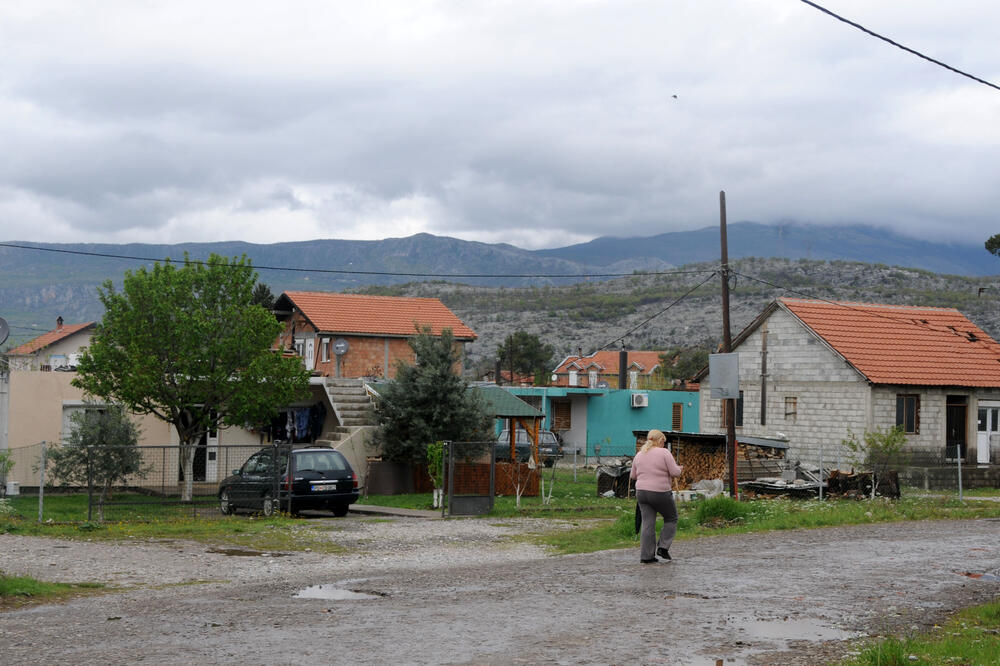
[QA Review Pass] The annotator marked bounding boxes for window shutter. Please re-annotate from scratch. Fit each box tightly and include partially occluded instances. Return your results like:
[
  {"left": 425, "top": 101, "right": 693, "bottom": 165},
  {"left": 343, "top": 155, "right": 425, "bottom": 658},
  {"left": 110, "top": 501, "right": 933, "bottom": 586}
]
[{"left": 671, "top": 403, "right": 683, "bottom": 431}]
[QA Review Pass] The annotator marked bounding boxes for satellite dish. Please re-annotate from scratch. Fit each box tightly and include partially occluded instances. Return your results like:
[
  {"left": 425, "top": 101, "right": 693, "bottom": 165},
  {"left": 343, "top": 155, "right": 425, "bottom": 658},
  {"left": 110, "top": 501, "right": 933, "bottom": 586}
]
[
  {"left": 333, "top": 338, "right": 350, "bottom": 356},
  {"left": 596, "top": 380, "right": 610, "bottom": 389},
  {"left": 0, "top": 317, "right": 8, "bottom": 346}
]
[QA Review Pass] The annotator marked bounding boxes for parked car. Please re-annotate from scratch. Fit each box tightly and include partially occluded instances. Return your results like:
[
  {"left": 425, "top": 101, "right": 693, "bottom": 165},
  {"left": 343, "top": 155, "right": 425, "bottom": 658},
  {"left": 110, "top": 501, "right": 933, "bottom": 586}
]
[
  {"left": 218, "top": 445, "right": 359, "bottom": 517},
  {"left": 495, "top": 429, "right": 564, "bottom": 467}
]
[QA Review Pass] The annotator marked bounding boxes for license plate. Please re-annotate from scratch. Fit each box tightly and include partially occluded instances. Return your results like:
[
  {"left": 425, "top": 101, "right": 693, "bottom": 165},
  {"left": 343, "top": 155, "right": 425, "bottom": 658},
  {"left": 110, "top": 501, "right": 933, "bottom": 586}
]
[{"left": 311, "top": 483, "right": 337, "bottom": 492}]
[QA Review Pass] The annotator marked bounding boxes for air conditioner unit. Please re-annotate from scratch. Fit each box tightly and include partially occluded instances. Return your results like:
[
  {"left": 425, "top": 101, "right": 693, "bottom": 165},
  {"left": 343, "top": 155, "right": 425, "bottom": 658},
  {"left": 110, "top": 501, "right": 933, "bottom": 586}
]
[{"left": 631, "top": 393, "right": 649, "bottom": 408}]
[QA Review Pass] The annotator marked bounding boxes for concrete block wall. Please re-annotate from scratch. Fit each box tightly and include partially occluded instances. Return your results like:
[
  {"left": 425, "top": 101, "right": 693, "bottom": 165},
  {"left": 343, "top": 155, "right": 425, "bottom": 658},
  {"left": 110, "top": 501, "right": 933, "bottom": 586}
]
[{"left": 701, "top": 307, "right": 872, "bottom": 467}]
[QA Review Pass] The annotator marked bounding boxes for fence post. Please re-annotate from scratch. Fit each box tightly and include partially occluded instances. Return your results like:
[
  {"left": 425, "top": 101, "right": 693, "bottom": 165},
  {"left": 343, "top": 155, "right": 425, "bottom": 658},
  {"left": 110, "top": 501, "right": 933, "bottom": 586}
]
[
  {"left": 37, "top": 441, "right": 46, "bottom": 524},
  {"left": 87, "top": 445, "right": 94, "bottom": 522},
  {"left": 440, "top": 441, "right": 448, "bottom": 518},
  {"left": 818, "top": 441, "right": 824, "bottom": 501},
  {"left": 956, "top": 445, "right": 963, "bottom": 503}
]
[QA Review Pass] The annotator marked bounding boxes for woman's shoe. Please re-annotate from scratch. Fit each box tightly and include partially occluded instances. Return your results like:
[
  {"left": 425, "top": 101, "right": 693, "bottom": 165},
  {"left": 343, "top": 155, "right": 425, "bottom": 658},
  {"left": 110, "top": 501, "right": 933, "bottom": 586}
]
[
  {"left": 640, "top": 558, "right": 659, "bottom": 564},
  {"left": 656, "top": 548, "right": 671, "bottom": 560}
]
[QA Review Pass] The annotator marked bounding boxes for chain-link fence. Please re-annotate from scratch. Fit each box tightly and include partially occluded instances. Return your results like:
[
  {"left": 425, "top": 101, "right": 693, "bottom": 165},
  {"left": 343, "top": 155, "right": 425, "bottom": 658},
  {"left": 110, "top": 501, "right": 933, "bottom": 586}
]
[{"left": 1, "top": 441, "right": 265, "bottom": 522}]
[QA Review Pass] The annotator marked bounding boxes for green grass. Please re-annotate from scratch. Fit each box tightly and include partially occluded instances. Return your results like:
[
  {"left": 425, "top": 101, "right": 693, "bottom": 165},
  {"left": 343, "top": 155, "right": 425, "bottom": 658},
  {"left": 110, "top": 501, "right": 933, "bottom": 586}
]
[
  {"left": 0, "top": 494, "right": 349, "bottom": 554},
  {"left": 839, "top": 599, "right": 1000, "bottom": 666},
  {"left": 0, "top": 572, "right": 105, "bottom": 609}
]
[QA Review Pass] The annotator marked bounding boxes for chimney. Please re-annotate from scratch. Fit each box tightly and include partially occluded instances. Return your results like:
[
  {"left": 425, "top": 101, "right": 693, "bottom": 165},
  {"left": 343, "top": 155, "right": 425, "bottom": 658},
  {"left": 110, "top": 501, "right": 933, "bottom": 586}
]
[
  {"left": 56, "top": 316, "right": 64, "bottom": 329},
  {"left": 577, "top": 347, "right": 582, "bottom": 359}
]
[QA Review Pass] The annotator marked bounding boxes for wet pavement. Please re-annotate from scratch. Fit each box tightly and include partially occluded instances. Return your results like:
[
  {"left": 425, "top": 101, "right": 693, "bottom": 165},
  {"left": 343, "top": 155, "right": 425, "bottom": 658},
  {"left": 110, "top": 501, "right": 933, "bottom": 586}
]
[{"left": 2, "top": 518, "right": 998, "bottom": 665}]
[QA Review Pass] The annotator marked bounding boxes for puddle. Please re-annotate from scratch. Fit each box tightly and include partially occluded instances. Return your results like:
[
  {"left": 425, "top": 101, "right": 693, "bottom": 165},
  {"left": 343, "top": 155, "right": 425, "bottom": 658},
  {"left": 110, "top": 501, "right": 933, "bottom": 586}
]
[
  {"left": 206, "top": 548, "right": 291, "bottom": 558},
  {"left": 725, "top": 615, "right": 861, "bottom": 643},
  {"left": 294, "top": 585, "right": 387, "bottom": 600},
  {"left": 956, "top": 570, "right": 1000, "bottom": 582}
]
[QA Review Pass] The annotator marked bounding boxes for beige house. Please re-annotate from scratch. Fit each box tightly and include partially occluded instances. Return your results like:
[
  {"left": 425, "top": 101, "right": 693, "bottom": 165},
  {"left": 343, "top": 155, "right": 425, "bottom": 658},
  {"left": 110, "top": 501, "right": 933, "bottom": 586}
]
[{"left": 0, "top": 318, "right": 373, "bottom": 492}]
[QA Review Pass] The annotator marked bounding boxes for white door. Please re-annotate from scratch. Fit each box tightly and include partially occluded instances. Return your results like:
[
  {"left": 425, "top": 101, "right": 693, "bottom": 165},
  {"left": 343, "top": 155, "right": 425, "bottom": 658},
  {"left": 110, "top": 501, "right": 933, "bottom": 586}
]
[
  {"left": 975, "top": 402, "right": 998, "bottom": 464},
  {"left": 305, "top": 338, "right": 315, "bottom": 370}
]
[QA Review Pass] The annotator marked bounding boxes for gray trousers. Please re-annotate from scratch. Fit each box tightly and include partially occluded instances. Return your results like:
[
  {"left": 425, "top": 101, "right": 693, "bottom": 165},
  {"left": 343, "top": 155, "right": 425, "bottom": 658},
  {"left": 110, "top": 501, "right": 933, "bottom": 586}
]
[{"left": 636, "top": 490, "right": 678, "bottom": 561}]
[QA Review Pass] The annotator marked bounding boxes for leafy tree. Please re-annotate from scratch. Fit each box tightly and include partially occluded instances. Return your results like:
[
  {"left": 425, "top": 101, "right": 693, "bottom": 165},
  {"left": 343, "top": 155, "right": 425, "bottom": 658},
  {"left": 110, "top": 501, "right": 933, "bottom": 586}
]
[
  {"left": 986, "top": 234, "right": 1000, "bottom": 257},
  {"left": 375, "top": 327, "right": 493, "bottom": 463},
  {"left": 496, "top": 331, "right": 554, "bottom": 383},
  {"left": 47, "top": 403, "right": 148, "bottom": 521},
  {"left": 842, "top": 426, "right": 908, "bottom": 499},
  {"left": 658, "top": 345, "right": 711, "bottom": 384},
  {"left": 251, "top": 282, "right": 275, "bottom": 310},
  {"left": 73, "top": 254, "right": 311, "bottom": 500}
]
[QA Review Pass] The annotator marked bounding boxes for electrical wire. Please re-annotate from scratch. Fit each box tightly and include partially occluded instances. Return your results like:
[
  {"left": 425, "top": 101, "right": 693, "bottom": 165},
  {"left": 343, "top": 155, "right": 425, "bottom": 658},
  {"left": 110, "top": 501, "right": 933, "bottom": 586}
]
[
  {"left": 592, "top": 270, "right": 720, "bottom": 354},
  {"left": 0, "top": 241, "right": 713, "bottom": 281},
  {"left": 799, "top": 0, "right": 1000, "bottom": 93}
]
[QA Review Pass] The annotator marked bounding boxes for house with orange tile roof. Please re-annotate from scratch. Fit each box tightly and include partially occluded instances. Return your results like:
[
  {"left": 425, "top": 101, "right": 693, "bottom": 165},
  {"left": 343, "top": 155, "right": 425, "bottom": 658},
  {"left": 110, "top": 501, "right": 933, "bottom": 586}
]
[
  {"left": 551, "top": 350, "right": 666, "bottom": 389},
  {"left": 273, "top": 291, "right": 476, "bottom": 380},
  {"left": 698, "top": 297, "right": 1000, "bottom": 470},
  {"left": 4, "top": 316, "right": 95, "bottom": 372}
]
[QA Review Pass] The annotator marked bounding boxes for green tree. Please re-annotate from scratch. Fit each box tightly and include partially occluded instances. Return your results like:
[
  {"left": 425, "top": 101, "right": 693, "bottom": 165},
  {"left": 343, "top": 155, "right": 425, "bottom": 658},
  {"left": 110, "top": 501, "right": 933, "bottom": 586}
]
[
  {"left": 496, "top": 331, "right": 554, "bottom": 383},
  {"left": 986, "top": 234, "right": 1000, "bottom": 257},
  {"left": 658, "top": 345, "right": 710, "bottom": 384},
  {"left": 251, "top": 282, "right": 275, "bottom": 310},
  {"left": 375, "top": 327, "right": 493, "bottom": 463},
  {"left": 47, "top": 403, "right": 148, "bottom": 521},
  {"left": 73, "top": 254, "right": 311, "bottom": 500}
]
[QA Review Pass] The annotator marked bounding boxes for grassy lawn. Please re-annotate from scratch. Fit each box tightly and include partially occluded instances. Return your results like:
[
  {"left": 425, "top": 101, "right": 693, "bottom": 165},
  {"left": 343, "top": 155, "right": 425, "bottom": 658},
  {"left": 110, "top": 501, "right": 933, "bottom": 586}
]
[{"left": 839, "top": 598, "right": 1000, "bottom": 666}]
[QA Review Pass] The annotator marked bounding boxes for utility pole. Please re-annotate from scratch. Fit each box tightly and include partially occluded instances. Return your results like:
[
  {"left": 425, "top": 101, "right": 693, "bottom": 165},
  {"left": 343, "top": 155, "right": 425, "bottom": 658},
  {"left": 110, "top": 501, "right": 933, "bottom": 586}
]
[{"left": 720, "top": 191, "right": 738, "bottom": 499}]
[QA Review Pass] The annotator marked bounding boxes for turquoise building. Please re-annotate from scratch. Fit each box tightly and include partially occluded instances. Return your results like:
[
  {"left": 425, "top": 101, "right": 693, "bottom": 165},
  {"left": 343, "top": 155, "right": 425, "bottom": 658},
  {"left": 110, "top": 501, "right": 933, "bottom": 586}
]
[{"left": 497, "top": 386, "right": 700, "bottom": 458}]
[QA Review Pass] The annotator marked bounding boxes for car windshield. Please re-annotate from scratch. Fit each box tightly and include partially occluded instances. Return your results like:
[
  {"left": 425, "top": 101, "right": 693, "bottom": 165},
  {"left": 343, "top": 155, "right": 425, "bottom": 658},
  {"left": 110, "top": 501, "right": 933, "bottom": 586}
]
[{"left": 498, "top": 430, "right": 558, "bottom": 445}]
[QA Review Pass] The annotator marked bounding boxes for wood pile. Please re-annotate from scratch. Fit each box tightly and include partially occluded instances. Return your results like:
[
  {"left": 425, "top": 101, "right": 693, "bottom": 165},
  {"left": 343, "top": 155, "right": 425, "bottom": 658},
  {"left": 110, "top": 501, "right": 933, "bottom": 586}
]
[{"left": 672, "top": 443, "right": 727, "bottom": 491}]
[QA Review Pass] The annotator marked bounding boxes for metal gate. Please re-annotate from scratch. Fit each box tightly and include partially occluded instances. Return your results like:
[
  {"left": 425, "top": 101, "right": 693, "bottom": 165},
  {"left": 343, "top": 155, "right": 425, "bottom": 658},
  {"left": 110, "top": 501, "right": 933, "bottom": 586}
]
[{"left": 444, "top": 441, "right": 494, "bottom": 516}]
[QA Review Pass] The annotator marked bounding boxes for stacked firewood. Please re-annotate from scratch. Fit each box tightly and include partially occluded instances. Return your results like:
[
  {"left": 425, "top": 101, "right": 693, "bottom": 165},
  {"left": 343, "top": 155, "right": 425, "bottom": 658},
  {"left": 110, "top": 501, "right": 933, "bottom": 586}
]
[{"left": 672, "top": 444, "right": 727, "bottom": 491}]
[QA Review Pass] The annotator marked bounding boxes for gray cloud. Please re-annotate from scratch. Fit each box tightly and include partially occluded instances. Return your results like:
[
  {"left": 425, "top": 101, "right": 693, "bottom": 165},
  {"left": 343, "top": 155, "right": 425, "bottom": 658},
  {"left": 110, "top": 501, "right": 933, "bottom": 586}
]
[{"left": 1, "top": 1, "right": 999, "bottom": 248}]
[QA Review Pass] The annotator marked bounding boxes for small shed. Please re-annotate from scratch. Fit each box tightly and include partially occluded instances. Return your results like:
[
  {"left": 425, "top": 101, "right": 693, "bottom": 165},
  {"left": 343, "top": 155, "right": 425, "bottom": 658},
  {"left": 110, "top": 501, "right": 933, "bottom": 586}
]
[{"left": 632, "top": 430, "right": 789, "bottom": 489}]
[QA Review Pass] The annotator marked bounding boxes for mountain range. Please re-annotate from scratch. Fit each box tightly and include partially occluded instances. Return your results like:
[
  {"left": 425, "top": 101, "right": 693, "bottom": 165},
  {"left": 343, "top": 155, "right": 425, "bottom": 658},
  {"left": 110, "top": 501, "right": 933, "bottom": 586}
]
[{"left": 1, "top": 222, "right": 998, "bottom": 362}]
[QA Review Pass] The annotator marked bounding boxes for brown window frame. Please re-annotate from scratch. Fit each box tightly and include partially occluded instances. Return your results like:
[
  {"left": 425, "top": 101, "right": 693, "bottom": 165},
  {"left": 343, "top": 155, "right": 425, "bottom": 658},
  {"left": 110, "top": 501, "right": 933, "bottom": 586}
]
[{"left": 896, "top": 394, "right": 920, "bottom": 434}]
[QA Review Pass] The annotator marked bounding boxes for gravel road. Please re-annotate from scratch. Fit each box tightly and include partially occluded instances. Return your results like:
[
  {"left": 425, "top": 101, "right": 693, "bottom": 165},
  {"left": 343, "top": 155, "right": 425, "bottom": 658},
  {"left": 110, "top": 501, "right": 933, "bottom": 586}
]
[{"left": 2, "top": 515, "right": 998, "bottom": 665}]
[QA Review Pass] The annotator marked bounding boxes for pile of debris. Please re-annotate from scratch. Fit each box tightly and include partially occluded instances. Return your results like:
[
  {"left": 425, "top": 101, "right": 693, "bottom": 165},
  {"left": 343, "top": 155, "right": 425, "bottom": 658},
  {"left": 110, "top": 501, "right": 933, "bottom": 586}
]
[
  {"left": 826, "top": 469, "right": 900, "bottom": 499},
  {"left": 742, "top": 460, "right": 825, "bottom": 498}
]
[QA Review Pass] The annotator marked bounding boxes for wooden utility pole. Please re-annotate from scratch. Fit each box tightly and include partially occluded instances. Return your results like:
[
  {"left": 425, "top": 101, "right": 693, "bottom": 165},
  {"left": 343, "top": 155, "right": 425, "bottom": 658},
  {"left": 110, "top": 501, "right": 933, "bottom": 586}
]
[{"left": 719, "top": 191, "right": 738, "bottom": 499}]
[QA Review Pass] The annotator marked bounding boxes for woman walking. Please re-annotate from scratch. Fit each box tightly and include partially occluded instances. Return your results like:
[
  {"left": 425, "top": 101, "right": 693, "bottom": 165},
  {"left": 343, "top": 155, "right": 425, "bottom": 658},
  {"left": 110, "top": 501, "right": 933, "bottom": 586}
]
[{"left": 630, "top": 429, "right": 683, "bottom": 564}]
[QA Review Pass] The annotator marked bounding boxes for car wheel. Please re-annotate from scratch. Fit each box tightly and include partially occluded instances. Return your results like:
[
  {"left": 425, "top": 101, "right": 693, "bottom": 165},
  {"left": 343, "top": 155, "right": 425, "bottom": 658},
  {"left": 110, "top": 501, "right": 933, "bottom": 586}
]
[
  {"left": 332, "top": 503, "right": 349, "bottom": 517},
  {"left": 219, "top": 489, "right": 234, "bottom": 515},
  {"left": 543, "top": 459, "right": 554, "bottom": 468},
  {"left": 261, "top": 492, "right": 276, "bottom": 517}
]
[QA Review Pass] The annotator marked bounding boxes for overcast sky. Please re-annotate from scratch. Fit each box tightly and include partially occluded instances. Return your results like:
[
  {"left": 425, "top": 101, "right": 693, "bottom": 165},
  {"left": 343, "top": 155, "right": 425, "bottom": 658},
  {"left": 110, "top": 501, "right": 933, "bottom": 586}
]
[{"left": 2, "top": 1, "right": 998, "bottom": 250}]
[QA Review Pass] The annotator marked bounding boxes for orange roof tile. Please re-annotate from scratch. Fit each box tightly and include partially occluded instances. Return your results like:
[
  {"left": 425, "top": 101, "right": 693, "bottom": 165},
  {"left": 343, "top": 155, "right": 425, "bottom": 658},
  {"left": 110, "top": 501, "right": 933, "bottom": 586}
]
[
  {"left": 555, "top": 350, "right": 664, "bottom": 375},
  {"left": 779, "top": 298, "right": 1000, "bottom": 387},
  {"left": 280, "top": 291, "right": 476, "bottom": 340},
  {"left": 6, "top": 322, "right": 95, "bottom": 356}
]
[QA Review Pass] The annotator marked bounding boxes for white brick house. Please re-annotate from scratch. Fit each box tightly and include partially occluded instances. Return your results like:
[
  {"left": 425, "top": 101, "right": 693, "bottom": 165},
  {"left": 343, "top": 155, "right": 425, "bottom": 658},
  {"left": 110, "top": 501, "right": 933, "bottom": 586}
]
[{"left": 698, "top": 298, "right": 1000, "bottom": 467}]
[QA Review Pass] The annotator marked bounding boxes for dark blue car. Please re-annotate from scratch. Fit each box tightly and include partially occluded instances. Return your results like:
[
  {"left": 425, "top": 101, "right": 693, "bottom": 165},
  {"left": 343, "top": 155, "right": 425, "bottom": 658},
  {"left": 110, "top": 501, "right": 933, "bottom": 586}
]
[{"left": 219, "top": 446, "right": 359, "bottom": 517}]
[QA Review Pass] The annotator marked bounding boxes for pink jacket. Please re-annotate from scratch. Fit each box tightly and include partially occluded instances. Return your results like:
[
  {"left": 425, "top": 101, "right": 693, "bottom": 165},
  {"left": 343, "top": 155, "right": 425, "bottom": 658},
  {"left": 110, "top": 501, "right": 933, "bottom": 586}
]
[{"left": 630, "top": 447, "right": 683, "bottom": 492}]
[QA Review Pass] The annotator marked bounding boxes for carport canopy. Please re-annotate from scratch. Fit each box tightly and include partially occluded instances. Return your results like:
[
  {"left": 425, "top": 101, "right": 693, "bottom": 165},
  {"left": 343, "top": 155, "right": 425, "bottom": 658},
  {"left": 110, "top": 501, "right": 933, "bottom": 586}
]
[{"left": 474, "top": 384, "right": 545, "bottom": 463}]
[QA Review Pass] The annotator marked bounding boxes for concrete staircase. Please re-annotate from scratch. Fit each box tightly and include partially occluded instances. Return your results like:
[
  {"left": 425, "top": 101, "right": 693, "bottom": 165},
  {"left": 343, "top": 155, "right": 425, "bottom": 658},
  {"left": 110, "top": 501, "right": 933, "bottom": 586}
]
[{"left": 318, "top": 378, "right": 377, "bottom": 444}]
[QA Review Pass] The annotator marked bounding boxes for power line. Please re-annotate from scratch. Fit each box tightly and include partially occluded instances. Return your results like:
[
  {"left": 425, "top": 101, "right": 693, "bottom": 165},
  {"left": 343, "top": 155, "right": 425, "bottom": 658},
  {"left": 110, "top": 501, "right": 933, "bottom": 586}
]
[
  {"left": 0, "top": 241, "right": 713, "bottom": 281},
  {"left": 593, "top": 270, "right": 720, "bottom": 353},
  {"left": 799, "top": 0, "right": 1000, "bottom": 93}
]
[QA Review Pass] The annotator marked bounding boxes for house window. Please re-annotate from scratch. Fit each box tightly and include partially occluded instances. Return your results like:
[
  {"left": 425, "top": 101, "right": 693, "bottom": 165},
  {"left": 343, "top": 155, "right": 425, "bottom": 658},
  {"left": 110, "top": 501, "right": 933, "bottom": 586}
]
[
  {"left": 721, "top": 391, "right": 744, "bottom": 427},
  {"left": 320, "top": 338, "right": 330, "bottom": 363},
  {"left": 568, "top": 370, "right": 578, "bottom": 387},
  {"left": 896, "top": 394, "right": 920, "bottom": 434},
  {"left": 671, "top": 403, "right": 683, "bottom": 431},
  {"left": 588, "top": 370, "right": 598, "bottom": 387},
  {"left": 629, "top": 370, "right": 638, "bottom": 389},
  {"left": 784, "top": 397, "right": 797, "bottom": 421},
  {"left": 62, "top": 403, "right": 108, "bottom": 441}
]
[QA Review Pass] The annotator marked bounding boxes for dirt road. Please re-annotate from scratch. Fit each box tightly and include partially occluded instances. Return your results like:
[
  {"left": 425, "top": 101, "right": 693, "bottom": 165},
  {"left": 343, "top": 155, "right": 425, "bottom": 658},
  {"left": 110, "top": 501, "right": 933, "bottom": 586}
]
[{"left": 2, "top": 517, "right": 998, "bottom": 665}]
